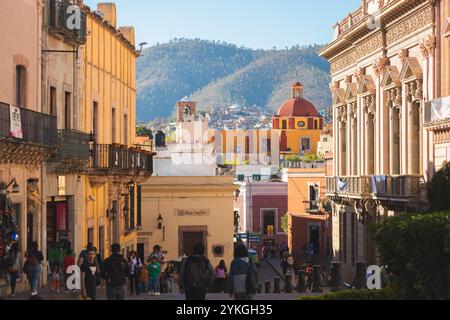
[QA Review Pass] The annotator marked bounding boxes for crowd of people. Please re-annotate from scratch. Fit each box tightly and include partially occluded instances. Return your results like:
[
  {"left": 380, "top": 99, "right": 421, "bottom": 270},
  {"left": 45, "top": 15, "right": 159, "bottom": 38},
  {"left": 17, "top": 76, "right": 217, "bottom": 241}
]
[{"left": 5, "top": 240, "right": 262, "bottom": 300}]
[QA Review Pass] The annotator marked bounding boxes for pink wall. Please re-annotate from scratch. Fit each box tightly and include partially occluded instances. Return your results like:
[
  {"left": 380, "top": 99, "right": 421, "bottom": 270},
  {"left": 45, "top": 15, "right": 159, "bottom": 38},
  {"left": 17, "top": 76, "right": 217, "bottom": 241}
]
[
  {"left": 0, "top": 0, "right": 40, "bottom": 110},
  {"left": 251, "top": 194, "right": 288, "bottom": 244}
]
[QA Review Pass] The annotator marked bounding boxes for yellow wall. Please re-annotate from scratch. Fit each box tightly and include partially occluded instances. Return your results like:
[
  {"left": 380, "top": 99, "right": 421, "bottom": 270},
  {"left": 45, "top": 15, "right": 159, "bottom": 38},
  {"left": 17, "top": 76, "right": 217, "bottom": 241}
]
[
  {"left": 81, "top": 4, "right": 139, "bottom": 256},
  {"left": 275, "top": 115, "right": 322, "bottom": 155},
  {"left": 139, "top": 176, "right": 236, "bottom": 268},
  {"left": 218, "top": 129, "right": 279, "bottom": 165}
]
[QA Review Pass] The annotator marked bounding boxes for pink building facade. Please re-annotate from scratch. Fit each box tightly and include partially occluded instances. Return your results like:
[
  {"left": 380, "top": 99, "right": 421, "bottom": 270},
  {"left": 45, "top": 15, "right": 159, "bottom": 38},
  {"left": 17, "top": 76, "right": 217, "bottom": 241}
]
[{"left": 234, "top": 181, "right": 288, "bottom": 247}]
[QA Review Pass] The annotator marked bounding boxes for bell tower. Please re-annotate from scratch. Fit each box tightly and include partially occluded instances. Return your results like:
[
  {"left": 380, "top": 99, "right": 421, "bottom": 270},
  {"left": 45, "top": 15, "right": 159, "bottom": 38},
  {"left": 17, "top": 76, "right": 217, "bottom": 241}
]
[
  {"left": 291, "top": 81, "right": 304, "bottom": 99},
  {"left": 177, "top": 97, "right": 197, "bottom": 123}
]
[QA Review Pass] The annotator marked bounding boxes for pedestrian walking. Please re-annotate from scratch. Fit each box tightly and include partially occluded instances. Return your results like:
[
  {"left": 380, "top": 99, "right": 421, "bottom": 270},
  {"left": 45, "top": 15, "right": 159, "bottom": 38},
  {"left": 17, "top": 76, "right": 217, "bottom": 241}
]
[
  {"left": 138, "top": 263, "right": 149, "bottom": 294},
  {"left": 214, "top": 260, "right": 227, "bottom": 293},
  {"left": 63, "top": 248, "right": 75, "bottom": 293},
  {"left": 164, "top": 262, "right": 175, "bottom": 294},
  {"left": 93, "top": 247, "right": 102, "bottom": 270},
  {"left": 101, "top": 243, "right": 130, "bottom": 300},
  {"left": 287, "top": 255, "right": 295, "bottom": 276},
  {"left": 26, "top": 241, "right": 44, "bottom": 296},
  {"left": 228, "top": 244, "right": 258, "bottom": 300},
  {"left": 179, "top": 244, "right": 215, "bottom": 300},
  {"left": 148, "top": 255, "right": 161, "bottom": 296},
  {"left": 147, "top": 245, "right": 165, "bottom": 265},
  {"left": 306, "top": 264, "right": 313, "bottom": 291},
  {"left": 81, "top": 248, "right": 100, "bottom": 300},
  {"left": 77, "top": 242, "right": 93, "bottom": 266},
  {"left": 128, "top": 251, "right": 142, "bottom": 296},
  {"left": 8, "top": 243, "right": 21, "bottom": 297}
]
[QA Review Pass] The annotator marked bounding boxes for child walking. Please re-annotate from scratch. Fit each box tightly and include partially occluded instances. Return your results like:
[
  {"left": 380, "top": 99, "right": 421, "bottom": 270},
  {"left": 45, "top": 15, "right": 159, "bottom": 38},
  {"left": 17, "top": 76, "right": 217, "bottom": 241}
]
[
  {"left": 164, "top": 262, "right": 175, "bottom": 294},
  {"left": 50, "top": 263, "right": 61, "bottom": 293},
  {"left": 138, "top": 263, "right": 149, "bottom": 294},
  {"left": 148, "top": 256, "right": 161, "bottom": 296}
]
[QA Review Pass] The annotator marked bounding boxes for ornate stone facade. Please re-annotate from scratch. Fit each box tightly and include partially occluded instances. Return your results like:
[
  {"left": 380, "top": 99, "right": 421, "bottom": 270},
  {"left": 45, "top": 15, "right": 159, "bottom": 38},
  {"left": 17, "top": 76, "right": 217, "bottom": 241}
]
[{"left": 320, "top": 0, "right": 435, "bottom": 281}]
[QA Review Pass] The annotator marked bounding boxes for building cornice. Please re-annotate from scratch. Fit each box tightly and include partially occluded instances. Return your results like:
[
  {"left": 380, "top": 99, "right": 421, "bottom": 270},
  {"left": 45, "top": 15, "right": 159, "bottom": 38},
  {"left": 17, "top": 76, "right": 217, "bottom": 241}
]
[
  {"left": 82, "top": 4, "right": 139, "bottom": 56},
  {"left": 320, "top": 0, "right": 433, "bottom": 61}
]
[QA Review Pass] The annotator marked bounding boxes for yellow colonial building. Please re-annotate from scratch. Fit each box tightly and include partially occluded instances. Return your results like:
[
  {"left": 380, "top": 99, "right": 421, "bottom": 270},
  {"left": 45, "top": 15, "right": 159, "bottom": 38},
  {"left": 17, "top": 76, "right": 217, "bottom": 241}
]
[
  {"left": 272, "top": 82, "right": 324, "bottom": 157},
  {"left": 81, "top": 3, "right": 153, "bottom": 258},
  {"left": 139, "top": 177, "right": 236, "bottom": 268}
]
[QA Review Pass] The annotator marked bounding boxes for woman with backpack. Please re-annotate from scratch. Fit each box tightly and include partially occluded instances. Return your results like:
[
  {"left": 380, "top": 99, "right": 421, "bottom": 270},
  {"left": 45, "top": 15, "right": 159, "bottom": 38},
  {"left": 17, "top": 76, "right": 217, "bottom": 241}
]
[
  {"left": 26, "top": 242, "right": 44, "bottom": 296},
  {"left": 228, "top": 244, "right": 258, "bottom": 300},
  {"left": 178, "top": 244, "right": 215, "bottom": 300}
]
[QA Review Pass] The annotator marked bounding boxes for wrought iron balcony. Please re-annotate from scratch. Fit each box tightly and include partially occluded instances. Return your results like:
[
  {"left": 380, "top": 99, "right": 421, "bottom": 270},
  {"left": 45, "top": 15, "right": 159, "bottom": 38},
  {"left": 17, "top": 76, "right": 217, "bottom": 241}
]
[
  {"left": 372, "top": 175, "right": 422, "bottom": 199},
  {"left": 54, "top": 130, "right": 90, "bottom": 160},
  {"left": 46, "top": 129, "right": 90, "bottom": 174},
  {"left": 88, "top": 144, "right": 153, "bottom": 176},
  {"left": 0, "top": 103, "right": 57, "bottom": 165},
  {"left": 326, "top": 175, "right": 422, "bottom": 200},
  {"left": 48, "top": 0, "right": 87, "bottom": 45},
  {"left": 326, "top": 176, "right": 373, "bottom": 197}
]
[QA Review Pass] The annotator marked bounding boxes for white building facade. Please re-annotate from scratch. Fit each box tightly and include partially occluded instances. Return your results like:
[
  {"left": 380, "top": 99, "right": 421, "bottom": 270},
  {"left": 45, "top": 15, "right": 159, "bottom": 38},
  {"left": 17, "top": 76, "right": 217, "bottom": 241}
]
[{"left": 320, "top": 0, "right": 435, "bottom": 280}]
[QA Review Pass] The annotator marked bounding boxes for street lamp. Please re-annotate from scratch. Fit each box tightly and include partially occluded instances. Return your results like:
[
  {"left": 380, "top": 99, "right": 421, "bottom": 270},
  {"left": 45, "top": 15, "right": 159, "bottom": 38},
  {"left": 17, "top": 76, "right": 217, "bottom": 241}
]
[
  {"left": 138, "top": 42, "right": 148, "bottom": 56},
  {"left": 234, "top": 211, "right": 240, "bottom": 233},
  {"left": 234, "top": 189, "right": 240, "bottom": 200},
  {"left": 126, "top": 179, "right": 135, "bottom": 191},
  {"left": 107, "top": 202, "right": 118, "bottom": 221},
  {"left": 122, "top": 200, "right": 129, "bottom": 218},
  {"left": 157, "top": 214, "right": 163, "bottom": 230},
  {"left": 0, "top": 178, "right": 20, "bottom": 195}
]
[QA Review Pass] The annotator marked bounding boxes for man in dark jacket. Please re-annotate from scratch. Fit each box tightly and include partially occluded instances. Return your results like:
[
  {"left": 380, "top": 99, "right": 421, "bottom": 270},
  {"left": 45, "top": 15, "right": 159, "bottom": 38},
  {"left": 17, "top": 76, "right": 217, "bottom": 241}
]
[
  {"left": 179, "top": 244, "right": 215, "bottom": 300},
  {"left": 101, "top": 243, "right": 130, "bottom": 300}
]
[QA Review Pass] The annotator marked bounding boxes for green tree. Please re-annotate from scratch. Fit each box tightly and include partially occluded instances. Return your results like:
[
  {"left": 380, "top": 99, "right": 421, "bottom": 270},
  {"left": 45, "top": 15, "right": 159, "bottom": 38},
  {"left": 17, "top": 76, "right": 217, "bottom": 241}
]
[
  {"left": 280, "top": 214, "right": 289, "bottom": 234},
  {"left": 427, "top": 162, "right": 450, "bottom": 211},
  {"left": 375, "top": 211, "right": 450, "bottom": 299}
]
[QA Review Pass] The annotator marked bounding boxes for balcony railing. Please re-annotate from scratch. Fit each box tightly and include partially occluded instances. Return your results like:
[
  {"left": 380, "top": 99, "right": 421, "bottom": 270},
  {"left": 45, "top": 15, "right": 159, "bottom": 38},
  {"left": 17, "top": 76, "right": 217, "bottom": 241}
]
[
  {"left": 48, "top": 129, "right": 90, "bottom": 161},
  {"left": 88, "top": 144, "right": 153, "bottom": 175},
  {"left": 372, "top": 175, "right": 422, "bottom": 198},
  {"left": 326, "top": 175, "right": 422, "bottom": 199},
  {"left": 0, "top": 103, "right": 57, "bottom": 146},
  {"left": 48, "top": 0, "right": 87, "bottom": 45},
  {"left": 326, "top": 176, "right": 373, "bottom": 196}
]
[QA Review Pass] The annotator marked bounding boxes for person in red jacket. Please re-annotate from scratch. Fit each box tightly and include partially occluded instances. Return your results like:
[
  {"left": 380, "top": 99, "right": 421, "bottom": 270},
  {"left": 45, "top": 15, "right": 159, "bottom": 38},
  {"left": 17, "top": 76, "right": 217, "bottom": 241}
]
[{"left": 63, "top": 248, "right": 75, "bottom": 293}]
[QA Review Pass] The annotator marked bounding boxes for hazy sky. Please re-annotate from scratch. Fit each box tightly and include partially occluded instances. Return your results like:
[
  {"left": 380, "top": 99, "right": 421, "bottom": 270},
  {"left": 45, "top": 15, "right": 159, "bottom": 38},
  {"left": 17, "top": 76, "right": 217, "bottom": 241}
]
[{"left": 83, "top": 0, "right": 361, "bottom": 49}]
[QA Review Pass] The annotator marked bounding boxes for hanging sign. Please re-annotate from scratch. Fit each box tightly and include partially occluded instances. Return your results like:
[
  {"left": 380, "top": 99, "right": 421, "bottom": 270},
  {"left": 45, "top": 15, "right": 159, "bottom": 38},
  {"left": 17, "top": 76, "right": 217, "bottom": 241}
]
[
  {"left": 9, "top": 106, "right": 23, "bottom": 139},
  {"left": 58, "top": 176, "right": 66, "bottom": 196}
]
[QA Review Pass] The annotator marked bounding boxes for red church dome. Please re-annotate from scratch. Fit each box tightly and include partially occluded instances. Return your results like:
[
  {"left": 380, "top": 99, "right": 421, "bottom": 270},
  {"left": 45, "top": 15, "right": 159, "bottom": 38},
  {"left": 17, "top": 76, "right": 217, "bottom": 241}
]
[{"left": 277, "top": 98, "right": 319, "bottom": 117}]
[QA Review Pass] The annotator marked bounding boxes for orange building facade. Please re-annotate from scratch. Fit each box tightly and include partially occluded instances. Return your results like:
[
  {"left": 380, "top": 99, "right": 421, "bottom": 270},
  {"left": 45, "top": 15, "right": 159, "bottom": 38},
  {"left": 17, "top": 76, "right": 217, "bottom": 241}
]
[{"left": 283, "top": 161, "right": 332, "bottom": 265}]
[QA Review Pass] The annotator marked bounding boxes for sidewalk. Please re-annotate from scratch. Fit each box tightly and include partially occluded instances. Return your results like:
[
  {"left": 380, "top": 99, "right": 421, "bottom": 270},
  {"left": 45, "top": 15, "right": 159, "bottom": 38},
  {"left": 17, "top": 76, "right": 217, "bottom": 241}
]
[{"left": 4, "top": 286, "right": 307, "bottom": 300}]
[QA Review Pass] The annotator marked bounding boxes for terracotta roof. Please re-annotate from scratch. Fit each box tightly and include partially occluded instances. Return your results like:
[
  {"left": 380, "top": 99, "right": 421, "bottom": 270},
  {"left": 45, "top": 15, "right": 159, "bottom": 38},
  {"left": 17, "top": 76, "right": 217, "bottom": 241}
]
[
  {"left": 277, "top": 98, "right": 319, "bottom": 117},
  {"left": 292, "top": 81, "right": 303, "bottom": 87}
]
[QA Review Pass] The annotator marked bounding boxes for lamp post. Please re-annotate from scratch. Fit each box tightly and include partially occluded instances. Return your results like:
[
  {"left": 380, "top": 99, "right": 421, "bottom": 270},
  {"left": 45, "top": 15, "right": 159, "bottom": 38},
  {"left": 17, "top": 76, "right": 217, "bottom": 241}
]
[
  {"left": 234, "top": 211, "right": 240, "bottom": 234},
  {"left": 138, "top": 42, "right": 148, "bottom": 56},
  {"left": 0, "top": 178, "right": 20, "bottom": 196},
  {"left": 157, "top": 214, "right": 163, "bottom": 230}
]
